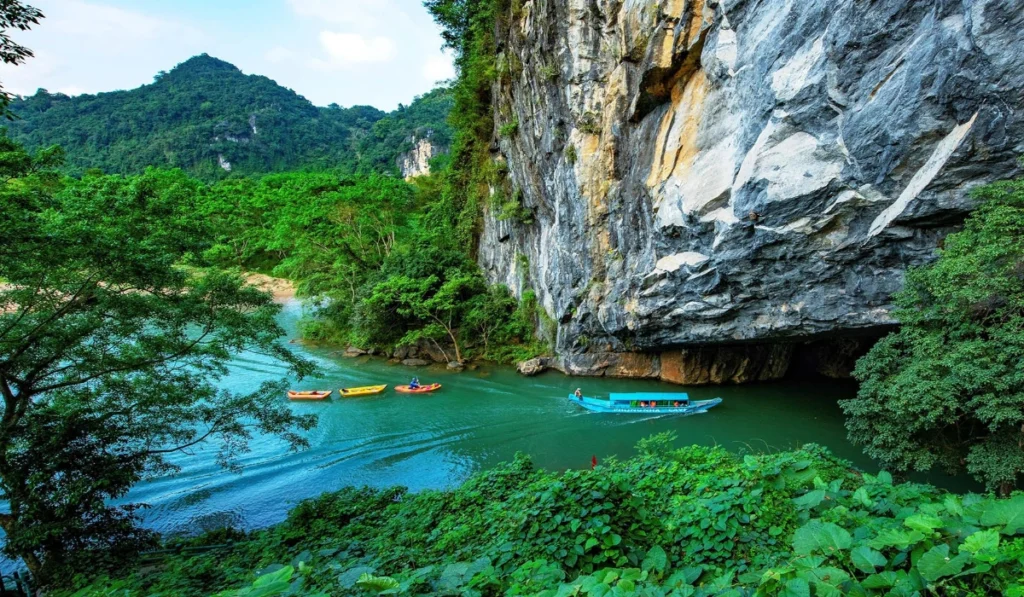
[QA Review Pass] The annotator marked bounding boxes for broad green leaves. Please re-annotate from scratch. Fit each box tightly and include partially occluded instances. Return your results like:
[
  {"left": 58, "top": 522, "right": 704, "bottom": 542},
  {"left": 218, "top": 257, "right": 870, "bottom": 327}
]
[
  {"left": 976, "top": 494, "right": 1024, "bottom": 534},
  {"left": 59, "top": 441, "right": 1024, "bottom": 597},
  {"left": 850, "top": 545, "right": 887, "bottom": 573},
  {"left": 960, "top": 529, "right": 1000, "bottom": 554},
  {"left": 793, "top": 521, "right": 852, "bottom": 555},
  {"left": 917, "top": 545, "right": 970, "bottom": 581},
  {"left": 903, "top": 513, "right": 943, "bottom": 534}
]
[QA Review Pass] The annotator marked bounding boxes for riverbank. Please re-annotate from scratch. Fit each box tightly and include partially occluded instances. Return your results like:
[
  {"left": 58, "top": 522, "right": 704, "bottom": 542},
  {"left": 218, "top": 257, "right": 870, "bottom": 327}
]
[
  {"left": 58, "top": 439, "right": 1022, "bottom": 596},
  {"left": 243, "top": 272, "right": 296, "bottom": 304}
]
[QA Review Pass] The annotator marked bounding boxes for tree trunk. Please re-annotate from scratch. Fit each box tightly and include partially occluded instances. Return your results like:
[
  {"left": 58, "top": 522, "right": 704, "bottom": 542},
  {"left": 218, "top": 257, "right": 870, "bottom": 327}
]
[{"left": 0, "top": 512, "right": 43, "bottom": 585}]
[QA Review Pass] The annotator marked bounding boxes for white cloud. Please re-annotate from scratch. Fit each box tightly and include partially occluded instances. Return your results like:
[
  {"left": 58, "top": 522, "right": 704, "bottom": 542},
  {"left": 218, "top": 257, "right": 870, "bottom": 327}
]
[
  {"left": 265, "top": 46, "right": 297, "bottom": 65},
  {"left": 318, "top": 32, "right": 396, "bottom": 66},
  {"left": 47, "top": 0, "right": 202, "bottom": 48},
  {"left": 287, "top": 0, "right": 408, "bottom": 27},
  {"left": 422, "top": 49, "right": 455, "bottom": 82}
]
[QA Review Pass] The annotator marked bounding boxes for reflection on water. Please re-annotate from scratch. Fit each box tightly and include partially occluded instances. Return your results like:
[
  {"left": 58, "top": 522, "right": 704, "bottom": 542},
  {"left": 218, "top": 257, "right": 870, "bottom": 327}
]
[{"left": 120, "top": 300, "right": 964, "bottom": 537}]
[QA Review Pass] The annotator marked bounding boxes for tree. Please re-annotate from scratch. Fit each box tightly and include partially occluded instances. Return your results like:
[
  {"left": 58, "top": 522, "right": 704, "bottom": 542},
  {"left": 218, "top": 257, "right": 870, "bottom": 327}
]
[
  {"left": 0, "top": 1, "right": 43, "bottom": 118},
  {"left": 0, "top": 137, "right": 317, "bottom": 584},
  {"left": 841, "top": 177, "right": 1024, "bottom": 494},
  {"left": 362, "top": 270, "right": 484, "bottom": 363}
]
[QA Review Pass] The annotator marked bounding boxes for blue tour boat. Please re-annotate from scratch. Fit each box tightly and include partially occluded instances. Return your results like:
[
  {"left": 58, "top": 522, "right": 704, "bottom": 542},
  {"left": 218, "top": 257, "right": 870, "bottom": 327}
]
[{"left": 568, "top": 392, "right": 722, "bottom": 414}]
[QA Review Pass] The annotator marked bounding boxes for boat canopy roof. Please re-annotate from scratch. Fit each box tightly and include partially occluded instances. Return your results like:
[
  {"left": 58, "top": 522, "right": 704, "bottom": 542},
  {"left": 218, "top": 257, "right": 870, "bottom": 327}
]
[{"left": 609, "top": 392, "right": 690, "bottom": 403}]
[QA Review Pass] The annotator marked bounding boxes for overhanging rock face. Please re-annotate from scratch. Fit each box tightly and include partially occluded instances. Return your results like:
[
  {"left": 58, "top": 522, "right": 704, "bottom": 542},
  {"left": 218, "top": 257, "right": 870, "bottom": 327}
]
[{"left": 480, "top": 0, "right": 1024, "bottom": 368}]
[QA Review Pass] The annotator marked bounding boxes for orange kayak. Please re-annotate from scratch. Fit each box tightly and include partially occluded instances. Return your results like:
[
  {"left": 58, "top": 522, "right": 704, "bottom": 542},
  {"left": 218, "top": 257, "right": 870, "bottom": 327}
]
[
  {"left": 394, "top": 383, "right": 441, "bottom": 394},
  {"left": 288, "top": 390, "right": 332, "bottom": 401}
]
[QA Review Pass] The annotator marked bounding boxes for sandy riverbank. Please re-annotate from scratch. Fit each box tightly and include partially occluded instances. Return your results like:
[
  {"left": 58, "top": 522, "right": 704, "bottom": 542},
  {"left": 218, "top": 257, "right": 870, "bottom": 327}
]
[{"left": 244, "top": 273, "right": 297, "bottom": 304}]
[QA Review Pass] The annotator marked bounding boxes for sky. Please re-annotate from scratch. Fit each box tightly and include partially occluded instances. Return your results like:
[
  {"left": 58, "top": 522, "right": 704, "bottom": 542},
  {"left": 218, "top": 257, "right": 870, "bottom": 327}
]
[{"left": 0, "top": 0, "right": 456, "bottom": 110}]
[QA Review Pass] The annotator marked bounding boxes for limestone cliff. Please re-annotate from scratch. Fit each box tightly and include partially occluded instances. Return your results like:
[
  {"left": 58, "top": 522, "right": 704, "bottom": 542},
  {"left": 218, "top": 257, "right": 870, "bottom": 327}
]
[
  {"left": 481, "top": 0, "right": 1024, "bottom": 383},
  {"left": 399, "top": 135, "right": 441, "bottom": 180}
]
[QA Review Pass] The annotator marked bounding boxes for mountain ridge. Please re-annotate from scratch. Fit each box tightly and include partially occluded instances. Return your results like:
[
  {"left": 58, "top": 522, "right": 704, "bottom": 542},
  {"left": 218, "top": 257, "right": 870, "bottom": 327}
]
[{"left": 7, "top": 53, "right": 452, "bottom": 179}]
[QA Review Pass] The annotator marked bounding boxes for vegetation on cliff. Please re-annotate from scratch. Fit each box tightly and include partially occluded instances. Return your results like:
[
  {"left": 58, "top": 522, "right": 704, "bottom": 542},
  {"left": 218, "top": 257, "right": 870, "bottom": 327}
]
[
  {"left": 844, "top": 177, "right": 1024, "bottom": 494},
  {"left": 7, "top": 55, "right": 452, "bottom": 179},
  {"left": 61, "top": 435, "right": 1024, "bottom": 596}
]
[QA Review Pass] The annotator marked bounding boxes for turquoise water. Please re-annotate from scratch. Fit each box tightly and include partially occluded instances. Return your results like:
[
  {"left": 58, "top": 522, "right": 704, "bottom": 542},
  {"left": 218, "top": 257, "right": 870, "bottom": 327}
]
[{"left": 123, "top": 299, "right": 915, "bottom": 537}]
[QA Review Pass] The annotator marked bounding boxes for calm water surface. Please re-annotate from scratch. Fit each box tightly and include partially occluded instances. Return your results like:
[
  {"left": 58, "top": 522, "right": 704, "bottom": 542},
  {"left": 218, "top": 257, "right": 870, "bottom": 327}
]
[{"left": 125, "top": 300, "right": 957, "bottom": 536}]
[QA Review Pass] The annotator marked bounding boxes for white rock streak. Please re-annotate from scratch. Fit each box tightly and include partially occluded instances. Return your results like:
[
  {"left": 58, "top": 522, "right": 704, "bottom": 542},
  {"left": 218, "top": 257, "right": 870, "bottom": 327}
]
[{"left": 868, "top": 112, "right": 979, "bottom": 237}]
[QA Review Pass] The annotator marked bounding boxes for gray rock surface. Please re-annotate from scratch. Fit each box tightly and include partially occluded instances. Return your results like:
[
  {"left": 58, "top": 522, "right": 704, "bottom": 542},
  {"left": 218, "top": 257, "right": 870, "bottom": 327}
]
[
  {"left": 401, "top": 358, "right": 429, "bottom": 367},
  {"left": 481, "top": 0, "right": 1024, "bottom": 367}
]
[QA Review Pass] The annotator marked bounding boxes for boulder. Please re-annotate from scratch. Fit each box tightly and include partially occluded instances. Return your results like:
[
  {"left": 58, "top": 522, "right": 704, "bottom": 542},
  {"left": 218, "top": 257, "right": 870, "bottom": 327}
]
[
  {"left": 516, "top": 358, "right": 548, "bottom": 376},
  {"left": 401, "top": 358, "right": 429, "bottom": 367}
]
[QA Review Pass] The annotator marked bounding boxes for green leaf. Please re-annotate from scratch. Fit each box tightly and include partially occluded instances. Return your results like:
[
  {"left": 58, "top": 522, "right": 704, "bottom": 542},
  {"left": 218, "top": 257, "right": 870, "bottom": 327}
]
[
  {"left": 850, "top": 545, "right": 887, "bottom": 573},
  {"left": 253, "top": 566, "right": 293, "bottom": 588},
  {"left": 800, "top": 567, "right": 849, "bottom": 597},
  {"left": 641, "top": 545, "right": 667, "bottom": 573},
  {"left": 904, "top": 513, "right": 943, "bottom": 533},
  {"left": 779, "top": 578, "right": 810, "bottom": 597},
  {"left": 944, "top": 495, "right": 964, "bottom": 517},
  {"left": 978, "top": 495, "right": 1024, "bottom": 534},
  {"left": 793, "top": 490, "right": 826, "bottom": 510},
  {"left": 853, "top": 487, "right": 873, "bottom": 508},
  {"left": 917, "top": 544, "right": 970, "bottom": 582},
  {"left": 585, "top": 537, "right": 599, "bottom": 550},
  {"left": 861, "top": 571, "right": 902, "bottom": 589},
  {"left": 356, "top": 573, "right": 400, "bottom": 593},
  {"left": 792, "top": 521, "right": 852, "bottom": 555},
  {"left": 868, "top": 528, "right": 925, "bottom": 550},
  {"left": 960, "top": 529, "right": 1000, "bottom": 554},
  {"left": 877, "top": 471, "right": 893, "bottom": 485}
]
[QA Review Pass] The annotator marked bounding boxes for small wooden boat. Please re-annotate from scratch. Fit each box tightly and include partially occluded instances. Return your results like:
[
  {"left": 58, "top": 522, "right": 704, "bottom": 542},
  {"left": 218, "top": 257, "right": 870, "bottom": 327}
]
[
  {"left": 569, "top": 392, "right": 721, "bottom": 414},
  {"left": 340, "top": 384, "right": 388, "bottom": 397},
  {"left": 395, "top": 383, "right": 442, "bottom": 394},
  {"left": 287, "top": 390, "right": 332, "bottom": 401}
]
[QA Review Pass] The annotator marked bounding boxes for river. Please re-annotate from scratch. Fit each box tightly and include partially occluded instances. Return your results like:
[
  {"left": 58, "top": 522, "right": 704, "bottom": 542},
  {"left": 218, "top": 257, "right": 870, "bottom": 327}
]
[{"left": 125, "top": 300, "right": 959, "bottom": 537}]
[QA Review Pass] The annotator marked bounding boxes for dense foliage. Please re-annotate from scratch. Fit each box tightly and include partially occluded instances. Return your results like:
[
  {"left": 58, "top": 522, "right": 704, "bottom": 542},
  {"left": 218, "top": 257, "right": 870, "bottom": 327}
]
[
  {"left": 62, "top": 436, "right": 1024, "bottom": 596},
  {"left": 7, "top": 55, "right": 452, "bottom": 179},
  {"left": 197, "top": 169, "right": 545, "bottom": 364},
  {"left": 842, "top": 177, "right": 1024, "bottom": 494},
  {"left": 423, "top": 0, "right": 504, "bottom": 251},
  {"left": 0, "top": 136, "right": 318, "bottom": 585}
]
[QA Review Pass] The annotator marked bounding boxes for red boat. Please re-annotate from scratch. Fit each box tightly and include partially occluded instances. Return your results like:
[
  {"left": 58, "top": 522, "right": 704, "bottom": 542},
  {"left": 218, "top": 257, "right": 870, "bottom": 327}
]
[{"left": 394, "top": 383, "right": 441, "bottom": 394}]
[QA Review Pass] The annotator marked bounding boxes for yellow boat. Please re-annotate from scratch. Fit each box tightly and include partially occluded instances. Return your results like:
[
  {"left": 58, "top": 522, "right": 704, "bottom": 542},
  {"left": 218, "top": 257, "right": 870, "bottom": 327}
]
[{"left": 339, "top": 384, "right": 388, "bottom": 397}]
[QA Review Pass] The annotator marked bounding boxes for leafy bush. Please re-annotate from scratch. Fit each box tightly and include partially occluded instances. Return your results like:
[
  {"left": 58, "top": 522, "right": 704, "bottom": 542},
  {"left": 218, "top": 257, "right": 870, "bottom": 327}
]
[
  {"left": 499, "top": 119, "right": 520, "bottom": 138},
  {"left": 58, "top": 437, "right": 1024, "bottom": 596},
  {"left": 844, "top": 178, "right": 1024, "bottom": 494}
]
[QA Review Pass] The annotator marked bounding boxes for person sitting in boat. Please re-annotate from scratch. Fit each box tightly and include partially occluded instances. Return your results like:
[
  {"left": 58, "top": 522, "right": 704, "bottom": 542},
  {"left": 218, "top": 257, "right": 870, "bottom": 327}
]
[
  {"left": 409, "top": 377, "right": 420, "bottom": 389},
  {"left": 574, "top": 388, "right": 583, "bottom": 399},
  {"left": 673, "top": 401, "right": 680, "bottom": 407}
]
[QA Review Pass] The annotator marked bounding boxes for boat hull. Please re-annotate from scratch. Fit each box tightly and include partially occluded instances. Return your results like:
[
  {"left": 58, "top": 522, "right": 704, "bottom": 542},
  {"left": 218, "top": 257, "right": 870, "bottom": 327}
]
[
  {"left": 568, "top": 394, "right": 721, "bottom": 414},
  {"left": 340, "top": 384, "right": 387, "bottom": 397},
  {"left": 288, "top": 390, "right": 332, "bottom": 401},
  {"left": 395, "top": 383, "right": 441, "bottom": 394}
]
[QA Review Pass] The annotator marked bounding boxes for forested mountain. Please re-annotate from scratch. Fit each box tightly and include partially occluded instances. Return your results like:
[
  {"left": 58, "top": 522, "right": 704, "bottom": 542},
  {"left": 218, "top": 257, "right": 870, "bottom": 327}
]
[{"left": 6, "top": 54, "right": 452, "bottom": 178}]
